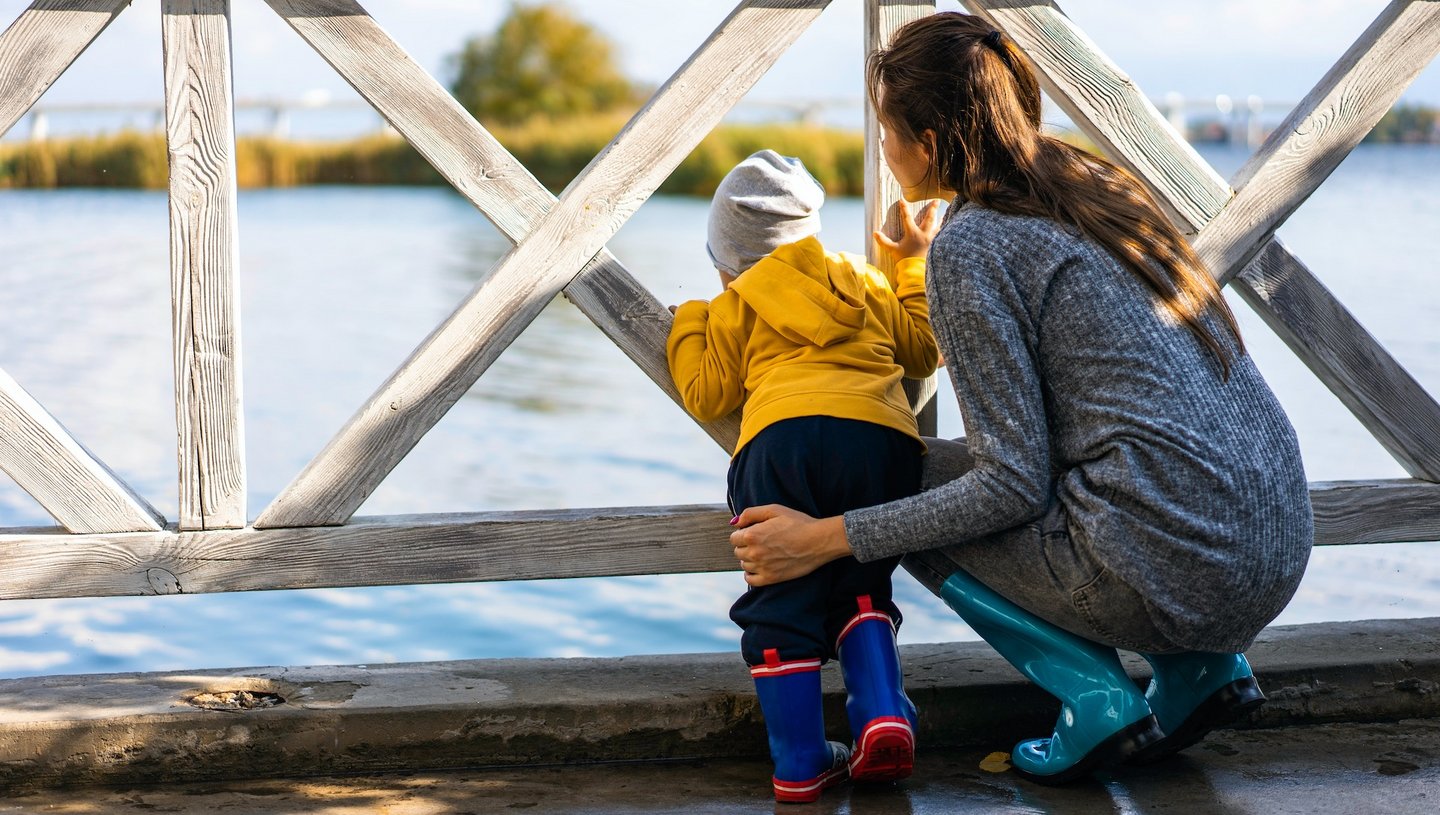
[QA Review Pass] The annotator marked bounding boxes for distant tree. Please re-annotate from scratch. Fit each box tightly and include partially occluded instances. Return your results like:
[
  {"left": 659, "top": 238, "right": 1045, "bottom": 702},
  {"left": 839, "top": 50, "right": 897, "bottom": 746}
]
[
  {"left": 1366, "top": 104, "right": 1439, "bottom": 144},
  {"left": 449, "top": 2, "right": 642, "bottom": 125}
]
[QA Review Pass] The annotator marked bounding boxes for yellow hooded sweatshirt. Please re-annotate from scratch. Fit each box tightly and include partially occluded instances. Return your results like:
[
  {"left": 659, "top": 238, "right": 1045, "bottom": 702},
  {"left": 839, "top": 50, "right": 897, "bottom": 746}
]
[{"left": 667, "top": 236, "right": 939, "bottom": 455}]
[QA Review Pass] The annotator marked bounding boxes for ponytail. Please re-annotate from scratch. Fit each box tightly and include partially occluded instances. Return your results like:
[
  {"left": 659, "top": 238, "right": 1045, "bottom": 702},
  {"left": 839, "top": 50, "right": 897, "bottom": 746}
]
[{"left": 869, "top": 13, "right": 1243, "bottom": 377}]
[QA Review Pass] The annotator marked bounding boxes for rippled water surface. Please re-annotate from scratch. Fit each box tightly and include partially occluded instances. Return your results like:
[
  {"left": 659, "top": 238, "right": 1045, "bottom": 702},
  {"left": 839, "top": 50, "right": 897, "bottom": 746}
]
[{"left": 1, "top": 144, "right": 1437, "bottom": 677}]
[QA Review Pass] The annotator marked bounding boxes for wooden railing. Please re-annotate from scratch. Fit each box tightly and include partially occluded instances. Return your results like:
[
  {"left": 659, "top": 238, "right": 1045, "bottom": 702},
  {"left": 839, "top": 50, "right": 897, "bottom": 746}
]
[{"left": 1, "top": 0, "right": 1438, "bottom": 605}]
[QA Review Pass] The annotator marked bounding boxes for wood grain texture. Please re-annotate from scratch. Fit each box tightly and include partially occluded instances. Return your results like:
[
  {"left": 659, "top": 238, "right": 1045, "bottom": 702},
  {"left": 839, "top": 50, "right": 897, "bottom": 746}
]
[
  {"left": 0, "top": 505, "right": 738, "bottom": 600},
  {"left": 0, "top": 0, "right": 131, "bottom": 139},
  {"left": 0, "top": 480, "right": 1433, "bottom": 600},
  {"left": 0, "top": 369, "right": 165, "bottom": 533},
  {"left": 260, "top": 2, "right": 742, "bottom": 459},
  {"left": 961, "top": 0, "right": 1230, "bottom": 232},
  {"left": 560, "top": 262, "right": 743, "bottom": 451},
  {"left": 866, "top": 1, "right": 938, "bottom": 432},
  {"left": 1232, "top": 240, "right": 1440, "bottom": 477},
  {"left": 1192, "top": 1, "right": 1440, "bottom": 284},
  {"left": 1309, "top": 479, "right": 1440, "bottom": 547},
  {"left": 864, "top": 0, "right": 934, "bottom": 273},
  {"left": 965, "top": 0, "right": 1440, "bottom": 482},
  {"left": 163, "top": 0, "right": 247, "bottom": 529},
  {"left": 257, "top": 0, "right": 827, "bottom": 528}
]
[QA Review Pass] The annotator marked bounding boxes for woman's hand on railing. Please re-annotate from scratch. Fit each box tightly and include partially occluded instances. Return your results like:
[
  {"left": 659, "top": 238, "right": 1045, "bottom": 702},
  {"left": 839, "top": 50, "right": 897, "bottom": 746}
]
[
  {"left": 729, "top": 505, "right": 852, "bottom": 586},
  {"left": 874, "top": 198, "right": 943, "bottom": 265}
]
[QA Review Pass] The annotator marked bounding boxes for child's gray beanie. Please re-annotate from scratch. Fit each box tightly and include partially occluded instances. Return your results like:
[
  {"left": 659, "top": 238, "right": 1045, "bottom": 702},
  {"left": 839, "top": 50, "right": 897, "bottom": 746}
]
[{"left": 707, "top": 149, "right": 825, "bottom": 275}]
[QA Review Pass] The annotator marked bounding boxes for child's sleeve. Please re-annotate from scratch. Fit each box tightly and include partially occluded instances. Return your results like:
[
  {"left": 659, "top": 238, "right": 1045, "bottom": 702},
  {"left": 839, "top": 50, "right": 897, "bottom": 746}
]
[
  {"left": 666, "top": 298, "right": 746, "bottom": 423},
  {"left": 880, "top": 257, "right": 940, "bottom": 378}
]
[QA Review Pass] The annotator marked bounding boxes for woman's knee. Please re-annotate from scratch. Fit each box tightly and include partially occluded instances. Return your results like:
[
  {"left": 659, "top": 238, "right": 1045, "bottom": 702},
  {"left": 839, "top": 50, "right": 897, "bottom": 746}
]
[{"left": 921, "top": 436, "right": 973, "bottom": 490}]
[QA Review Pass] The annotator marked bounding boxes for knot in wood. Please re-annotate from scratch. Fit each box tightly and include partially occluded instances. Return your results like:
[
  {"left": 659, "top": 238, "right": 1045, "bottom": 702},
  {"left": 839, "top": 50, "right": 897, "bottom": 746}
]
[{"left": 146, "top": 567, "right": 183, "bottom": 595}]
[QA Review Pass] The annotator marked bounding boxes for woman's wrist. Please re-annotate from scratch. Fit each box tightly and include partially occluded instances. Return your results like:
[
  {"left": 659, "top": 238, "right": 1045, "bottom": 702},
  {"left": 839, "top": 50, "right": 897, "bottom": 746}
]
[{"left": 818, "top": 515, "right": 853, "bottom": 562}]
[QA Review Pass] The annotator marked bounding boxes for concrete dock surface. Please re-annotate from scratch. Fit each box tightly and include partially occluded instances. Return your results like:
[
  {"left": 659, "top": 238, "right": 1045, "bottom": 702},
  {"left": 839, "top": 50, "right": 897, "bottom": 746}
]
[
  {"left": 0, "top": 617, "right": 1437, "bottom": 810},
  {"left": 5, "top": 718, "right": 1437, "bottom": 814}
]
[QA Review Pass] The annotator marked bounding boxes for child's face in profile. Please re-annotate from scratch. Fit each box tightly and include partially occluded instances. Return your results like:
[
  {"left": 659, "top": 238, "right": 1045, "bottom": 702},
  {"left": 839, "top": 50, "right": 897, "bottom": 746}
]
[{"left": 718, "top": 268, "right": 739, "bottom": 290}]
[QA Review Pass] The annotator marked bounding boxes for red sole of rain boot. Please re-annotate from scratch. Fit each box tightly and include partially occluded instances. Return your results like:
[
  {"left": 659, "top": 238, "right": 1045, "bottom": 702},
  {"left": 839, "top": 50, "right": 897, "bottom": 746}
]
[{"left": 849, "top": 717, "right": 915, "bottom": 782}]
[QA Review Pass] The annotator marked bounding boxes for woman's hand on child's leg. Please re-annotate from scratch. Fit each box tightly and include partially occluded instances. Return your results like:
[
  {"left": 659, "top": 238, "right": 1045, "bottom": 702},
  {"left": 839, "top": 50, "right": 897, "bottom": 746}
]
[{"left": 730, "top": 506, "right": 853, "bottom": 586}]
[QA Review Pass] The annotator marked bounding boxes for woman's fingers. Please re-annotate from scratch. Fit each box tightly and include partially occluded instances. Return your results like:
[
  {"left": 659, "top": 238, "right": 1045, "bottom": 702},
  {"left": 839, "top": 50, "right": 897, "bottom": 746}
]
[
  {"left": 920, "top": 199, "right": 941, "bottom": 228},
  {"left": 732, "top": 504, "right": 781, "bottom": 530},
  {"left": 728, "top": 505, "right": 827, "bottom": 587}
]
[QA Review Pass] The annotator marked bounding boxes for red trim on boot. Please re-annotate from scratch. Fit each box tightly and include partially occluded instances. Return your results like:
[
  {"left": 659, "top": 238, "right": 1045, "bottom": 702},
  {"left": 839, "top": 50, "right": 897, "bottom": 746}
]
[
  {"left": 750, "top": 648, "right": 822, "bottom": 678},
  {"left": 772, "top": 756, "right": 848, "bottom": 803},
  {"left": 837, "top": 596, "right": 896, "bottom": 647},
  {"left": 848, "top": 716, "right": 915, "bottom": 782}
]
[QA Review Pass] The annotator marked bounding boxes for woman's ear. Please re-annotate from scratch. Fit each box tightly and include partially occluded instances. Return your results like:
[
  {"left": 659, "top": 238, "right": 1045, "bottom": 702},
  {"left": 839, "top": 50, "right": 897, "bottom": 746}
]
[{"left": 921, "top": 128, "right": 939, "bottom": 163}]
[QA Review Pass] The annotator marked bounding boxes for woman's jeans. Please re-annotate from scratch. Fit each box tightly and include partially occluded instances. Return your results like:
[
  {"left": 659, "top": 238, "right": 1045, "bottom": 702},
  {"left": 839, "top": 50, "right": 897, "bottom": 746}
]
[{"left": 905, "top": 437, "right": 1181, "bottom": 655}]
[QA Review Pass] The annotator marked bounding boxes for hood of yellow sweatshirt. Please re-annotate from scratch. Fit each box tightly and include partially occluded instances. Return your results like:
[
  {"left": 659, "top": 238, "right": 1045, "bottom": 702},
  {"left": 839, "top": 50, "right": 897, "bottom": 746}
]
[{"left": 728, "top": 236, "right": 866, "bottom": 348}]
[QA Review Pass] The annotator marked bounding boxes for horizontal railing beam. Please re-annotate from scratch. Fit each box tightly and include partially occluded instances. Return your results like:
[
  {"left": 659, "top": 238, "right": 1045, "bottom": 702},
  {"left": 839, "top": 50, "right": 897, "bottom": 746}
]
[
  {"left": 0, "top": 505, "right": 737, "bottom": 600},
  {"left": 0, "top": 481, "right": 1435, "bottom": 601}
]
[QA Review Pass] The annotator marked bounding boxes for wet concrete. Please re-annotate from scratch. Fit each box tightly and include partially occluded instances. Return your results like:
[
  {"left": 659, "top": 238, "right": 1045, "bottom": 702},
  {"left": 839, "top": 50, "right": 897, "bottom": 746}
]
[{"left": 5, "top": 719, "right": 1437, "bottom": 814}]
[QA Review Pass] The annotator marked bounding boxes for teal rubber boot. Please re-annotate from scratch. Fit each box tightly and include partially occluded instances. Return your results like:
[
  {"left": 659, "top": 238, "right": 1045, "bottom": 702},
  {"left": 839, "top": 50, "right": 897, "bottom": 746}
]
[
  {"left": 939, "top": 569, "right": 1162, "bottom": 785},
  {"left": 1129, "top": 651, "right": 1265, "bottom": 764}
]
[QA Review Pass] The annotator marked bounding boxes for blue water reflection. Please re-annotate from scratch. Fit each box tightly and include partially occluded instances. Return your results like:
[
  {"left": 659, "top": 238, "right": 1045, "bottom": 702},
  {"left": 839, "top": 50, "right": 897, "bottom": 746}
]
[{"left": 0, "top": 144, "right": 1436, "bottom": 677}]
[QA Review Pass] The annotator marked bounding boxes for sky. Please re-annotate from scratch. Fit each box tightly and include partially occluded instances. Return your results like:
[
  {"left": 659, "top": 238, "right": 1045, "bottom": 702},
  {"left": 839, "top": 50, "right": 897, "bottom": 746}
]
[{"left": 10, "top": 0, "right": 1440, "bottom": 136}]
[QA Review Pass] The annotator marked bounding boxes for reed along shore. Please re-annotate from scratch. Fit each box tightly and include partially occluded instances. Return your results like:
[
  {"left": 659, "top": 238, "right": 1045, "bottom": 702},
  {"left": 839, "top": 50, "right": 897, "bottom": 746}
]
[{"left": 0, "top": 115, "right": 868, "bottom": 197}]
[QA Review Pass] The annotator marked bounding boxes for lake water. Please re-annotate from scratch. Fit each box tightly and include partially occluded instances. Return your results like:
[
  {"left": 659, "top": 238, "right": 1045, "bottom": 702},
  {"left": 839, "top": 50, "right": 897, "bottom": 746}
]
[{"left": 1, "top": 144, "right": 1437, "bottom": 678}]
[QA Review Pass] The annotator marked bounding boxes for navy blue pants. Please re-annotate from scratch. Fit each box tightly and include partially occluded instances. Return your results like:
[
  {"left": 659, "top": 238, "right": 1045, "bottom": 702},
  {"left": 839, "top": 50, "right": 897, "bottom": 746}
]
[{"left": 728, "top": 416, "right": 923, "bottom": 666}]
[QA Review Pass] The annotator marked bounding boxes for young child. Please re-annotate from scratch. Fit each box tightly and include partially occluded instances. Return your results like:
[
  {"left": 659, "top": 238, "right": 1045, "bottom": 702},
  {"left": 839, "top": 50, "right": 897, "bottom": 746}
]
[{"left": 667, "top": 150, "right": 940, "bottom": 803}]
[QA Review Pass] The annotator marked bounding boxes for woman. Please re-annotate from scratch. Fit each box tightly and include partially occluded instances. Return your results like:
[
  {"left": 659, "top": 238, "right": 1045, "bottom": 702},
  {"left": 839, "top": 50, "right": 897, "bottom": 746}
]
[{"left": 729, "top": 12, "right": 1313, "bottom": 785}]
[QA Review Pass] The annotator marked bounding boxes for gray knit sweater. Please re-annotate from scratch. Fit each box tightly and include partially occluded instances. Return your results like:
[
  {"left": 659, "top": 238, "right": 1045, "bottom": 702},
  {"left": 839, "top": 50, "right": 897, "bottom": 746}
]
[{"left": 845, "top": 203, "right": 1313, "bottom": 652}]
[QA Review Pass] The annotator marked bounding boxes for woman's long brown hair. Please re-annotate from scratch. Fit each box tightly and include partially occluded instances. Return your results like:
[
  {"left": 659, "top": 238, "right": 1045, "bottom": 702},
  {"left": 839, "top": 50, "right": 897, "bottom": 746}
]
[{"left": 868, "top": 12, "right": 1243, "bottom": 377}]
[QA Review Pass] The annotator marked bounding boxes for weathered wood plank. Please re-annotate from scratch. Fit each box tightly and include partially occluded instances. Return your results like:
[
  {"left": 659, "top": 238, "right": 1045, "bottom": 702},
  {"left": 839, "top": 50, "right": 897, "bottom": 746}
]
[
  {"left": 262, "top": 0, "right": 549, "bottom": 241},
  {"left": 163, "top": 0, "right": 247, "bottom": 529},
  {"left": 0, "top": 505, "right": 738, "bottom": 600},
  {"left": 257, "top": 0, "right": 829, "bottom": 528},
  {"left": 1, "top": 481, "right": 1435, "bottom": 600},
  {"left": 1309, "top": 479, "right": 1440, "bottom": 547},
  {"left": 864, "top": 0, "right": 934, "bottom": 275},
  {"left": 259, "top": 0, "right": 741, "bottom": 507},
  {"left": 961, "top": 0, "right": 1229, "bottom": 232},
  {"left": 558, "top": 267, "right": 743, "bottom": 451},
  {"left": 1192, "top": 0, "right": 1440, "bottom": 284},
  {"left": 865, "top": 0, "right": 938, "bottom": 433},
  {"left": 1232, "top": 240, "right": 1440, "bottom": 476},
  {"left": 0, "top": 369, "right": 165, "bottom": 533},
  {"left": 965, "top": 0, "right": 1440, "bottom": 482},
  {"left": 0, "top": 0, "right": 132, "bottom": 139}
]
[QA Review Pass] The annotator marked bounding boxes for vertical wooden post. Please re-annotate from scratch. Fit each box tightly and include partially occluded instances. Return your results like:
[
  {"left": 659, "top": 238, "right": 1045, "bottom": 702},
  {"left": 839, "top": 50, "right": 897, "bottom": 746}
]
[
  {"left": 162, "top": 0, "right": 246, "bottom": 529},
  {"left": 865, "top": 0, "right": 937, "bottom": 434}
]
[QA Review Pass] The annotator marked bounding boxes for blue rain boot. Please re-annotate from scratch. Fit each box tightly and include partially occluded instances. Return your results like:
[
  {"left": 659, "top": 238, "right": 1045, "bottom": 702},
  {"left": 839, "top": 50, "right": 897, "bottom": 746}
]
[
  {"left": 1129, "top": 651, "right": 1265, "bottom": 764},
  {"left": 751, "top": 649, "right": 850, "bottom": 803},
  {"left": 837, "top": 596, "right": 917, "bottom": 782},
  {"left": 939, "top": 570, "right": 1162, "bottom": 785}
]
